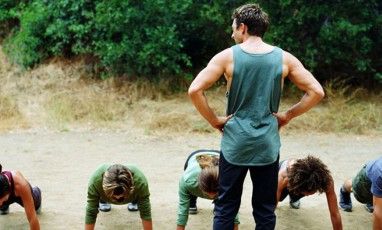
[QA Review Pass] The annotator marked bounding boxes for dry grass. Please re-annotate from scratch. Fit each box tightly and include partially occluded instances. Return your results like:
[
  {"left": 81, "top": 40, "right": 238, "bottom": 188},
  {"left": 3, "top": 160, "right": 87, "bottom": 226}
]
[
  {"left": 280, "top": 79, "right": 382, "bottom": 135},
  {"left": 0, "top": 46, "right": 381, "bottom": 135}
]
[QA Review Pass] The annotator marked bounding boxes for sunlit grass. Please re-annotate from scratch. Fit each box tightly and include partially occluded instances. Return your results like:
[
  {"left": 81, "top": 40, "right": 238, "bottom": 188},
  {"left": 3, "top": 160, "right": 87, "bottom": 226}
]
[
  {"left": 0, "top": 95, "right": 29, "bottom": 131},
  {"left": 279, "top": 79, "right": 382, "bottom": 134},
  {"left": 0, "top": 46, "right": 381, "bottom": 135}
]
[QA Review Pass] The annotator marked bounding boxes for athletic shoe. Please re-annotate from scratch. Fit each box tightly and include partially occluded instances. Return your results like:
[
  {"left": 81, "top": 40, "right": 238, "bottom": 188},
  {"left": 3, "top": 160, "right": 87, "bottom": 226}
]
[
  {"left": 364, "top": 203, "right": 374, "bottom": 213},
  {"left": 0, "top": 207, "right": 9, "bottom": 215},
  {"left": 289, "top": 199, "right": 301, "bottom": 209},
  {"left": 36, "top": 204, "right": 42, "bottom": 214},
  {"left": 339, "top": 187, "right": 352, "bottom": 212},
  {"left": 99, "top": 202, "right": 111, "bottom": 212},
  {"left": 127, "top": 203, "right": 138, "bottom": 212},
  {"left": 189, "top": 206, "right": 198, "bottom": 214}
]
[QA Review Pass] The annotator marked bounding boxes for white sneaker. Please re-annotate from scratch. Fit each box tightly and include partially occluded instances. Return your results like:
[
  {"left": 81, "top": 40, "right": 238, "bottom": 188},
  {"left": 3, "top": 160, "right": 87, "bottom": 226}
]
[
  {"left": 289, "top": 200, "right": 301, "bottom": 209},
  {"left": 99, "top": 202, "right": 111, "bottom": 212},
  {"left": 127, "top": 203, "right": 138, "bottom": 211}
]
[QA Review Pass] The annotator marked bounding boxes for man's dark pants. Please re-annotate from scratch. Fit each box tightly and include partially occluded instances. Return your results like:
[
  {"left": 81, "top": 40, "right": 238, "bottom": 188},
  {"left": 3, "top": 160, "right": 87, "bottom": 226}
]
[{"left": 213, "top": 152, "right": 279, "bottom": 230}]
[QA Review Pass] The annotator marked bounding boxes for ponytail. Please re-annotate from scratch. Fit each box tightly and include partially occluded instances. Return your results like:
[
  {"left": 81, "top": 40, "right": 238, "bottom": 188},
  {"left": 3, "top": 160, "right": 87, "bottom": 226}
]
[
  {"left": 198, "top": 165, "right": 219, "bottom": 194},
  {"left": 196, "top": 154, "right": 219, "bottom": 169}
]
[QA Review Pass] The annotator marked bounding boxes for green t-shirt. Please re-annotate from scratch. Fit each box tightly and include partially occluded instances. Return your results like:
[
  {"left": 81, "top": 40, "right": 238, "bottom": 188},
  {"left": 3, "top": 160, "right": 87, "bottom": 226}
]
[
  {"left": 221, "top": 45, "right": 283, "bottom": 166},
  {"left": 85, "top": 163, "right": 151, "bottom": 224},
  {"left": 177, "top": 151, "right": 239, "bottom": 226}
]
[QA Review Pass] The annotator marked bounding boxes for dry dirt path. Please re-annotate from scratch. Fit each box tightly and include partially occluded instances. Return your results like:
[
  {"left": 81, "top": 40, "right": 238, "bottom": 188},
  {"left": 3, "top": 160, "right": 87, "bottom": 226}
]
[{"left": 0, "top": 130, "right": 380, "bottom": 229}]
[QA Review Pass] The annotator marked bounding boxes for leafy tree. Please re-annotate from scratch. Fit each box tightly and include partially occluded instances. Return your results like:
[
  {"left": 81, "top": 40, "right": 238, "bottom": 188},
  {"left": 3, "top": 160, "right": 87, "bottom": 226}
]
[
  {"left": 175, "top": 0, "right": 241, "bottom": 70},
  {"left": 0, "top": 0, "right": 381, "bottom": 89},
  {"left": 1, "top": 0, "right": 192, "bottom": 78},
  {"left": 91, "top": 0, "right": 192, "bottom": 77},
  {"left": 0, "top": 0, "right": 24, "bottom": 38},
  {"left": 263, "top": 0, "right": 382, "bottom": 87},
  {"left": 2, "top": 1, "right": 48, "bottom": 67}
]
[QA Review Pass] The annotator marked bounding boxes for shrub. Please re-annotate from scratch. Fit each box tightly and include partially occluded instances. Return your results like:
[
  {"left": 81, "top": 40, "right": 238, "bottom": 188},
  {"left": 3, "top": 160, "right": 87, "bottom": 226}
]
[
  {"left": 263, "top": 0, "right": 382, "bottom": 87},
  {"left": 2, "top": 0, "right": 193, "bottom": 79},
  {"left": 2, "top": 1, "right": 49, "bottom": 67}
]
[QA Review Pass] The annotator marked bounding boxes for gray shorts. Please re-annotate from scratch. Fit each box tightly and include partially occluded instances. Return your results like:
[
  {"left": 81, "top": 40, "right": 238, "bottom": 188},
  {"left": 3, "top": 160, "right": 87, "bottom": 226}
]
[{"left": 352, "top": 165, "right": 372, "bottom": 204}]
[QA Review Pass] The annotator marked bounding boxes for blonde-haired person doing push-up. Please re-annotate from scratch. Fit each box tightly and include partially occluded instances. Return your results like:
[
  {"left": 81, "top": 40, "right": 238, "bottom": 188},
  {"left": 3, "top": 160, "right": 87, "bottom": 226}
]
[
  {"left": 177, "top": 149, "right": 239, "bottom": 230},
  {"left": 85, "top": 164, "right": 152, "bottom": 230}
]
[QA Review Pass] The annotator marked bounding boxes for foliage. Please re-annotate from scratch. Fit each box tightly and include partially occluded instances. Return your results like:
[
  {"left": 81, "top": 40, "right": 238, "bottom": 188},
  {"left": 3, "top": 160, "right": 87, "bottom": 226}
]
[
  {"left": 0, "top": 0, "right": 22, "bottom": 38},
  {"left": 263, "top": 0, "right": 382, "bottom": 87},
  {"left": 174, "top": 0, "right": 240, "bottom": 69},
  {"left": 1, "top": 0, "right": 194, "bottom": 78},
  {"left": 91, "top": 0, "right": 192, "bottom": 77},
  {"left": 0, "top": 0, "right": 381, "bottom": 89},
  {"left": 3, "top": 1, "right": 48, "bottom": 68}
]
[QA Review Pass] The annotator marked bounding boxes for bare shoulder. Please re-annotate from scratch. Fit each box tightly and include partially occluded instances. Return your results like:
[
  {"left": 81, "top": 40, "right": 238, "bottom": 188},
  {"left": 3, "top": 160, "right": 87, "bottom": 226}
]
[
  {"left": 282, "top": 50, "right": 304, "bottom": 74},
  {"left": 278, "top": 160, "right": 289, "bottom": 176},
  {"left": 12, "top": 171, "right": 29, "bottom": 189},
  {"left": 281, "top": 50, "right": 318, "bottom": 86},
  {"left": 282, "top": 50, "right": 300, "bottom": 65},
  {"left": 190, "top": 47, "right": 234, "bottom": 89},
  {"left": 206, "top": 47, "right": 234, "bottom": 78},
  {"left": 211, "top": 47, "right": 233, "bottom": 64}
]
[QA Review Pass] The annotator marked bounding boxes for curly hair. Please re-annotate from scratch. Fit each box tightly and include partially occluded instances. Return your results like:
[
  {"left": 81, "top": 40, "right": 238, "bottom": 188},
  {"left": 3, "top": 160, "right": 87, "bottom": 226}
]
[
  {"left": 231, "top": 3, "right": 269, "bottom": 37},
  {"left": 196, "top": 154, "right": 219, "bottom": 194},
  {"left": 102, "top": 164, "right": 134, "bottom": 202},
  {"left": 287, "top": 155, "right": 332, "bottom": 195}
]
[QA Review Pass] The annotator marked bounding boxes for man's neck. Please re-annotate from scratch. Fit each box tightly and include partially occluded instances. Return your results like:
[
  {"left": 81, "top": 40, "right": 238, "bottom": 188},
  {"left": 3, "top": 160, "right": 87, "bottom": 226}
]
[
  {"left": 242, "top": 35, "right": 263, "bottom": 44},
  {"left": 239, "top": 36, "right": 273, "bottom": 54}
]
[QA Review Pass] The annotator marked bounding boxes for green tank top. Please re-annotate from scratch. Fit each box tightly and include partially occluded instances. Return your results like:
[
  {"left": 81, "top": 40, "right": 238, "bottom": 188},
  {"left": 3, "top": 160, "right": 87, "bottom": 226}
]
[{"left": 221, "top": 44, "right": 282, "bottom": 166}]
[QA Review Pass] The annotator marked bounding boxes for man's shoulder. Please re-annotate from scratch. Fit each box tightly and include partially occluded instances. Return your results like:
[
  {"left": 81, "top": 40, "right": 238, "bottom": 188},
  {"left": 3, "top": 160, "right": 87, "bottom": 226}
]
[
  {"left": 218, "top": 47, "right": 234, "bottom": 57},
  {"left": 208, "top": 47, "right": 234, "bottom": 67}
]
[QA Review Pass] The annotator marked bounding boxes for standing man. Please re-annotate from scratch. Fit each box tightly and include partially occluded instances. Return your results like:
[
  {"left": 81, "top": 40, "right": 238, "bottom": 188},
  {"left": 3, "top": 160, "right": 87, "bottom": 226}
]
[{"left": 188, "top": 3, "right": 324, "bottom": 230}]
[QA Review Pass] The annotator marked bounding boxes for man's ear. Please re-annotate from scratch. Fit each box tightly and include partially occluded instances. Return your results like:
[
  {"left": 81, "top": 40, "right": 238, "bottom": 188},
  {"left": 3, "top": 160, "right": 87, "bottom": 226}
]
[{"left": 240, "top": 23, "right": 246, "bottom": 35}]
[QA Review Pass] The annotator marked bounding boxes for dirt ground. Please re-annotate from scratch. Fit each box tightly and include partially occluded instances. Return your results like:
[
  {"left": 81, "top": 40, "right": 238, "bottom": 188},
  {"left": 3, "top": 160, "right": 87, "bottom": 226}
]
[{"left": 0, "top": 129, "right": 381, "bottom": 230}]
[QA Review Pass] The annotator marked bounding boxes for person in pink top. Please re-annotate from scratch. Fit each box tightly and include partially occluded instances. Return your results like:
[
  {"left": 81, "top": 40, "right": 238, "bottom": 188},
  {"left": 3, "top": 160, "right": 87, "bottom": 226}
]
[{"left": 0, "top": 164, "right": 41, "bottom": 230}]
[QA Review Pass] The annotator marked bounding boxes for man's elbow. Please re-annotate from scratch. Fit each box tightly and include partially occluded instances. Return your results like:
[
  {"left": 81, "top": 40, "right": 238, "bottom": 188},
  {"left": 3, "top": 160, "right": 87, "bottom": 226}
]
[
  {"left": 188, "top": 87, "right": 195, "bottom": 98},
  {"left": 314, "top": 85, "right": 325, "bottom": 101},
  {"left": 317, "top": 88, "right": 325, "bottom": 100},
  {"left": 188, "top": 86, "right": 200, "bottom": 101}
]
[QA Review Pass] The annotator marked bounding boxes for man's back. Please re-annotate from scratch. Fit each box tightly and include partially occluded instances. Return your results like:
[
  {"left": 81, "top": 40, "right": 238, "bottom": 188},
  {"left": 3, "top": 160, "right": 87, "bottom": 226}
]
[{"left": 221, "top": 44, "right": 282, "bottom": 166}]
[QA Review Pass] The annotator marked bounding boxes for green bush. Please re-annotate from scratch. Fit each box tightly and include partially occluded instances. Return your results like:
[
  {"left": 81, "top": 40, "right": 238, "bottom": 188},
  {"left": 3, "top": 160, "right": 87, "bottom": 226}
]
[
  {"left": 3, "top": 1, "right": 48, "bottom": 67},
  {"left": 91, "top": 0, "right": 191, "bottom": 77},
  {"left": 0, "top": 0, "right": 22, "bottom": 38},
  {"left": 0, "top": 0, "right": 381, "bottom": 89},
  {"left": 263, "top": 0, "right": 382, "bottom": 87},
  {"left": 1, "top": 0, "right": 194, "bottom": 78},
  {"left": 174, "top": 0, "right": 240, "bottom": 70}
]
